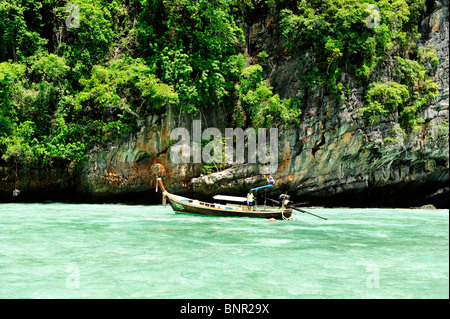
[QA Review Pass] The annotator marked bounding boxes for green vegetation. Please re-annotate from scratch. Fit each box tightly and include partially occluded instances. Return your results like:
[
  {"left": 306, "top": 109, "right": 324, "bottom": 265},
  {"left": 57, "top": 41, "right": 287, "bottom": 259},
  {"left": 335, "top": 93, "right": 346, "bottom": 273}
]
[
  {"left": 237, "top": 64, "right": 301, "bottom": 128},
  {"left": 281, "top": 0, "right": 438, "bottom": 130},
  {"left": 0, "top": 0, "right": 439, "bottom": 168},
  {"left": 359, "top": 81, "right": 410, "bottom": 124},
  {"left": 436, "top": 121, "right": 449, "bottom": 140},
  {"left": 0, "top": 0, "right": 300, "bottom": 168}
]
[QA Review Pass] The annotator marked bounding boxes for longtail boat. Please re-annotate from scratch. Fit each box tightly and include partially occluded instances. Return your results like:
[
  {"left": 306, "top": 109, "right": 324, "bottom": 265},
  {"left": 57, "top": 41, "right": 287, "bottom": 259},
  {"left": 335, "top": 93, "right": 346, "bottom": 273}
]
[{"left": 156, "top": 178, "right": 293, "bottom": 220}]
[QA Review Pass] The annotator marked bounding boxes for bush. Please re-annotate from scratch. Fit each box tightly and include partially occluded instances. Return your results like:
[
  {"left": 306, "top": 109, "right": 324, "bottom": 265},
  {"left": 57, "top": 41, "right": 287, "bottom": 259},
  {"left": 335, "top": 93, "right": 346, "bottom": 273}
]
[
  {"left": 359, "top": 82, "right": 409, "bottom": 124},
  {"left": 238, "top": 64, "right": 301, "bottom": 128}
]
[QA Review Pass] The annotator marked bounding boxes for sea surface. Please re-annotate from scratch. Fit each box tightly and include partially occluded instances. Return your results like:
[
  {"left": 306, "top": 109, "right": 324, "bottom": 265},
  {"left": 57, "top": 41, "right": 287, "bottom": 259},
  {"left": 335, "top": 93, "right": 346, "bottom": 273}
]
[{"left": 0, "top": 203, "right": 448, "bottom": 299}]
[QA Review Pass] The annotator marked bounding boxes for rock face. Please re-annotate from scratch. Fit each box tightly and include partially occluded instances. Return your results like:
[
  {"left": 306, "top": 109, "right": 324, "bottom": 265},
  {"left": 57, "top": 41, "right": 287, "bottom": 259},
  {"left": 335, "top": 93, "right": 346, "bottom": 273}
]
[
  {"left": 1, "top": 1, "right": 448, "bottom": 207},
  {"left": 190, "top": 0, "right": 449, "bottom": 208}
]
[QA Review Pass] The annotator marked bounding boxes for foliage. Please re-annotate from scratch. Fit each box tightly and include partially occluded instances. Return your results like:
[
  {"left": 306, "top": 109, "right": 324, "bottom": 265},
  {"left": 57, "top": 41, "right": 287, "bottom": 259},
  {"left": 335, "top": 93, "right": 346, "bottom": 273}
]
[
  {"left": 395, "top": 56, "right": 438, "bottom": 130},
  {"left": 238, "top": 64, "right": 301, "bottom": 128},
  {"left": 359, "top": 55, "right": 438, "bottom": 130},
  {"left": 0, "top": 62, "right": 26, "bottom": 137},
  {"left": 0, "top": 0, "right": 182, "bottom": 167},
  {"left": 416, "top": 45, "right": 439, "bottom": 68},
  {"left": 54, "top": 0, "right": 117, "bottom": 79},
  {"left": 359, "top": 81, "right": 410, "bottom": 124},
  {"left": 435, "top": 121, "right": 449, "bottom": 140},
  {"left": 0, "top": 121, "right": 37, "bottom": 167},
  {"left": 280, "top": 0, "right": 420, "bottom": 83},
  {"left": 0, "top": 0, "right": 441, "bottom": 169},
  {"left": 78, "top": 56, "right": 178, "bottom": 116},
  {"left": 281, "top": 0, "right": 438, "bottom": 131},
  {"left": 201, "top": 137, "right": 228, "bottom": 175},
  {"left": 0, "top": 0, "right": 48, "bottom": 62},
  {"left": 139, "top": 0, "right": 246, "bottom": 114}
]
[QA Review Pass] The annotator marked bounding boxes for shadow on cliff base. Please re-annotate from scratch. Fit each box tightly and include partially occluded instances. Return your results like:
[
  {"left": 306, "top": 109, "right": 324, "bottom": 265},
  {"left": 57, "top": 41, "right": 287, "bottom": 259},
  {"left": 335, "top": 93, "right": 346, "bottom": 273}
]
[
  {"left": 298, "top": 183, "right": 449, "bottom": 209},
  {"left": 1, "top": 182, "right": 448, "bottom": 208},
  {"left": 0, "top": 189, "right": 162, "bottom": 205}
]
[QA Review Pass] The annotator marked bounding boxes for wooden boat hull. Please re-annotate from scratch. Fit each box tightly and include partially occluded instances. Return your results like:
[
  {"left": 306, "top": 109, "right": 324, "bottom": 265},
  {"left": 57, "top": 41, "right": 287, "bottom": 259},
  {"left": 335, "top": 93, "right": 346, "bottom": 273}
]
[{"left": 166, "top": 193, "right": 292, "bottom": 220}]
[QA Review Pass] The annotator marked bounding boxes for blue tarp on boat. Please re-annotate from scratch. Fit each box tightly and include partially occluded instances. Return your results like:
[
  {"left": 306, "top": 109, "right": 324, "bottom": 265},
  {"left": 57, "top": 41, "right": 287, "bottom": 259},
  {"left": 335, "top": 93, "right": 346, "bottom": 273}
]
[{"left": 250, "top": 184, "right": 274, "bottom": 191}]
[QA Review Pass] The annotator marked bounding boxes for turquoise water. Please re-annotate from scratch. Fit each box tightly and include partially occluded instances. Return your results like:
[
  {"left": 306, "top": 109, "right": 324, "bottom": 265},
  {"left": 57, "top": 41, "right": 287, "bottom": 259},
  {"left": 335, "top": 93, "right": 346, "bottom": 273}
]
[{"left": 0, "top": 203, "right": 448, "bottom": 299}]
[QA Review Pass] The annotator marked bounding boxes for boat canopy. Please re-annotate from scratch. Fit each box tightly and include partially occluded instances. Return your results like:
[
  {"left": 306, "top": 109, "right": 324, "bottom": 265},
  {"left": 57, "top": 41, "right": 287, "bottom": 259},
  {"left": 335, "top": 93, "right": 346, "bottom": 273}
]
[
  {"left": 213, "top": 195, "right": 247, "bottom": 202},
  {"left": 250, "top": 184, "right": 274, "bottom": 191}
]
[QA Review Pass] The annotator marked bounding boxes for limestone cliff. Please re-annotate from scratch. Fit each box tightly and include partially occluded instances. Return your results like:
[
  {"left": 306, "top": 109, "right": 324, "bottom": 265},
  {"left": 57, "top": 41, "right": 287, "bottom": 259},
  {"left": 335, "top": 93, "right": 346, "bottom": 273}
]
[
  {"left": 191, "top": 0, "right": 449, "bottom": 208},
  {"left": 1, "top": 0, "right": 448, "bottom": 207},
  {"left": 196, "top": 0, "right": 448, "bottom": 207}
]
